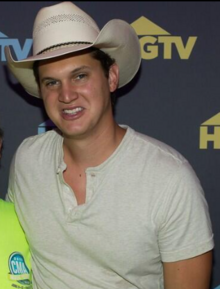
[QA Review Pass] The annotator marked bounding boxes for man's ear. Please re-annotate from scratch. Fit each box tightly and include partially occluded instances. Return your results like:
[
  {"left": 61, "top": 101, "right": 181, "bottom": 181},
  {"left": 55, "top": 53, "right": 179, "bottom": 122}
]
[{"left": 108, "top": 63, "right": 119, "bottom": 93}]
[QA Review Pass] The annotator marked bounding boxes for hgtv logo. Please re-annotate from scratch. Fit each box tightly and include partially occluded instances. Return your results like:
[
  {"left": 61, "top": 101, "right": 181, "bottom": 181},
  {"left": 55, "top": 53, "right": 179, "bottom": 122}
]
[
  {"left": 38, "top": 120, "right": 56, "bottom": 134},
  {"left": 131, "top": 16, "right": 197, "bottom": 60},
  {"left": 200, "top": 113, "right": 220, "bottom": 149},
  {"left": 0, "top": 31, "right": 32, "bottom": 61}
]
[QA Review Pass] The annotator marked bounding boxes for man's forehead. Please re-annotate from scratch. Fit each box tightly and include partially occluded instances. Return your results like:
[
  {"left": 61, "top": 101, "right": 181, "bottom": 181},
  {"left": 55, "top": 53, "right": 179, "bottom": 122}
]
[
  {"left": 37, "top": 49, "right": 94, "bottom": 67},
  {"left": 37, "top": 53, "right": 101, "bottom": 80}
]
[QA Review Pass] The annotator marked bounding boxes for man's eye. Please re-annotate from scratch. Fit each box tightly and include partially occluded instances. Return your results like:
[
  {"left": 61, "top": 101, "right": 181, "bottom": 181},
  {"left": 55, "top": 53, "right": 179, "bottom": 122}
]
[
  {"left": 46, "top": 80, "right": 58, "bottom": 86},
  {"left": 76, "top": 73, "right": 86, "bottom": 80}
]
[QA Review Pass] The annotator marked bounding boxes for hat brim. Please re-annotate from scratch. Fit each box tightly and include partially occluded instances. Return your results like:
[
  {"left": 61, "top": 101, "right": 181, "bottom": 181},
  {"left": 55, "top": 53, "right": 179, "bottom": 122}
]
[{"left": 5, "top": 19, "right": 141, "bottom": 98}]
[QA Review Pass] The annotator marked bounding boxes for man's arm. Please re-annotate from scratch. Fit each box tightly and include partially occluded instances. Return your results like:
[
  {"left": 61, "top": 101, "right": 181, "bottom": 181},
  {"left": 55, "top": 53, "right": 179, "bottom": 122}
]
[{"left": 163, "top": 251, "right": 213, "bottom": 289}]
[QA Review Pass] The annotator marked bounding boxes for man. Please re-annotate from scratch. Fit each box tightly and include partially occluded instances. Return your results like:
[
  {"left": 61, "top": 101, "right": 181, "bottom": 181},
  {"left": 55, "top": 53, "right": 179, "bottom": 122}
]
[
  {"left": 5, "top": 2, "right": 214, "bottom": 289},
  {"left": 0, "top": 127, "right": 32, "bottom": 288}
]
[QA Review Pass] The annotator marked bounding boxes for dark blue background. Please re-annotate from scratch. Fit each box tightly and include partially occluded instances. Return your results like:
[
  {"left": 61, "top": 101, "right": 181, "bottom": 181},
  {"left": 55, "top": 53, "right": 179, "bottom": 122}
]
[{"left": 0, "top": 2, "right": 219, "bottom": 288}]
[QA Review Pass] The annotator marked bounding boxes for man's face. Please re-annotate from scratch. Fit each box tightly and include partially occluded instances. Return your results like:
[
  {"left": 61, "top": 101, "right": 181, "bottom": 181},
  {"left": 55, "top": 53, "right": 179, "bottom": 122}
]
[{"left": 38, "top": 51, "right": 119, "bottom": 140}]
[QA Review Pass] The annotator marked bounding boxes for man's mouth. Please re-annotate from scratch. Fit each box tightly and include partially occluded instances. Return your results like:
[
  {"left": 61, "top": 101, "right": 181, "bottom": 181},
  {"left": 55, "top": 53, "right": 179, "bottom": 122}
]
[{"left": 63, "top": 107, "right": 83, "bottom": 115}]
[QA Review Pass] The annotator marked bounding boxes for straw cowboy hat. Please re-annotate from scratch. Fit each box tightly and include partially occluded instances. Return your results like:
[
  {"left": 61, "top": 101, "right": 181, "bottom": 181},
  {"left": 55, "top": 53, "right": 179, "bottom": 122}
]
[{"left": 5, "top": 1, "right": 141, "bottom": 98}]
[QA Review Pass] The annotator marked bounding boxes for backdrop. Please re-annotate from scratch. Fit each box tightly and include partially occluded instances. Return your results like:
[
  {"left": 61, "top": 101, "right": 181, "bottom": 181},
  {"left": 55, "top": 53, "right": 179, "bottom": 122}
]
[{"left": 0, "top": 2, "right": 219, "bottom": 288}]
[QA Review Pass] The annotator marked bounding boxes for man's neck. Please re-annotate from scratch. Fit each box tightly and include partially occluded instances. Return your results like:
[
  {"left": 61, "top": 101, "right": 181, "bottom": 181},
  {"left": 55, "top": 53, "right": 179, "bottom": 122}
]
[{"left": 63, "top": 122, "right": 126, "bottom": 169}]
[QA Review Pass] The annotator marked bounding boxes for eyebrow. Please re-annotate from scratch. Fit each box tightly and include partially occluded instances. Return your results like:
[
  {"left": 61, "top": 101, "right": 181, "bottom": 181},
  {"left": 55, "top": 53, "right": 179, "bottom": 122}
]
[{"left": 70, "top": 65, "right": 91, "bottom": 74}]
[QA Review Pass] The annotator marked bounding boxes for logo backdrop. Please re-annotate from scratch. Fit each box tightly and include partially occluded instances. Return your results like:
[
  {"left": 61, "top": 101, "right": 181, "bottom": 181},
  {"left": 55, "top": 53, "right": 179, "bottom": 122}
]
[{"left": 0, "top": 2, "right": 220, "bottom": 288}]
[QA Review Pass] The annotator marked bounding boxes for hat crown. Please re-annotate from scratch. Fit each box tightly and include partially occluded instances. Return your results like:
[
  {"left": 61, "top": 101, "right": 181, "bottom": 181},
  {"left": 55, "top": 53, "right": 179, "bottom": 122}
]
[{"left": 32, "top": 2, "right": 100, "bottom": 55}]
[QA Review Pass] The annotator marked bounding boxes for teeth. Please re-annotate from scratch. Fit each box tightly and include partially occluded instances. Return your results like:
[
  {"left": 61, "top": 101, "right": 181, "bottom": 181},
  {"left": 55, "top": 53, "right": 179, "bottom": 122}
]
[{"left": 63, "top": 107, "right": 83, "bottom": 115}]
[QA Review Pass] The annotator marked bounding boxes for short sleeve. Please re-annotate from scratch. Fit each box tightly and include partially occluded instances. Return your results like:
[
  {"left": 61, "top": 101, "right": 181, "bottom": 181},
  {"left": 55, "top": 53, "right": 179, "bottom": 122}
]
[{"left": 158, "top": 161, "right": 214, "bottom": 262}]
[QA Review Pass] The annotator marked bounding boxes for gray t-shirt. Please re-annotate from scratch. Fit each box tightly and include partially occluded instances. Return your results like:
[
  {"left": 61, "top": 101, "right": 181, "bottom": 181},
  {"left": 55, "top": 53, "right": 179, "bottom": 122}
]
[{"left": 7, "top": 126, "right": 214, "bottom": 289}]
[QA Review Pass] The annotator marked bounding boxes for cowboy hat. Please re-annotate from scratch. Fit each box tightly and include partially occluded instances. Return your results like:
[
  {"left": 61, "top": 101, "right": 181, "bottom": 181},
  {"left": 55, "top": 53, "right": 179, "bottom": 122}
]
[{"left": 5, "top": 1, "right": 141, "bottom": 98}]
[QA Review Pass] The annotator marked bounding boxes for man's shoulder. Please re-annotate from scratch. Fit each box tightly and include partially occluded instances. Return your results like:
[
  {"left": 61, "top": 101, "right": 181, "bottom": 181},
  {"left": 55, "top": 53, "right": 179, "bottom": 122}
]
[
  {"left": 131, "top": 128, "right": 187, "bottom": 165},
  {"left": 18, "top": 129, "right": 61, "bottom": 151},
  {"left": 129, "top": 129, "right": 202, "bottom": 197},
  {"left": 15, "top": 129, "right": 62, "bottom": 163}
]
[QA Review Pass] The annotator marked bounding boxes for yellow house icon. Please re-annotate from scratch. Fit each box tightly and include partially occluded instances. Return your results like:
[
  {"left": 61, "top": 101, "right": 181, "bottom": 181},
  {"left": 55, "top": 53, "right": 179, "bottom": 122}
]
[
  {"left": 131, "top": 16, "right": 170, "bottom": 35},
  {"left": 200, "top": 113, "right": 220, "bottom": 149}
]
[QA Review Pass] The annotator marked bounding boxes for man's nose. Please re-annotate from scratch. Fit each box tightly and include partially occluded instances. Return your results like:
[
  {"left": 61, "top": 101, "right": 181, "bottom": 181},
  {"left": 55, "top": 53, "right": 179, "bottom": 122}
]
[{"left": 58, "top": 82, "right": 78, "bottom": 103}]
